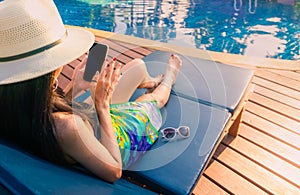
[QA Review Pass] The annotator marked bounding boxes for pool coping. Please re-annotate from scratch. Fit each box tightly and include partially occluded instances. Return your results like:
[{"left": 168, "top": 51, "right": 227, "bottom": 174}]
[{"left": 66, "top": 25, "right": 300, "bottom": 71}]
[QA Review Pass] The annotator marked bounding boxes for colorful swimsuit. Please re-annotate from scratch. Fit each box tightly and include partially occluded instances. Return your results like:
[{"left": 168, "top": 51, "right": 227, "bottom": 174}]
[
  {"left": 91, "top": 100, "right": 162, "bottom": 169},
  {"left": 110, "top": 100, "right": 162, "bottom": 169}
]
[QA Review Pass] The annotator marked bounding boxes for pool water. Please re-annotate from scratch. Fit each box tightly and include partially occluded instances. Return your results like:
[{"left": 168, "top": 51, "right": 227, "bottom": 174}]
[{"left": 54, "top": 0, "right": 300, "bottom": 60}]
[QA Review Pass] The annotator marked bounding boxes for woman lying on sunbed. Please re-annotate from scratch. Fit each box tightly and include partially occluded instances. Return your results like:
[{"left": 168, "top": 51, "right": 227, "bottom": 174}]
[{"left": 0, "top": 0, "right": 182, "bottom": 182}]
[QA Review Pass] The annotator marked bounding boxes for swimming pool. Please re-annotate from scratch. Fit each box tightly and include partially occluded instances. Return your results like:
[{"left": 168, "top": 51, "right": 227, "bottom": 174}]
[{"left": 54, "top": 0, "right": 300, "bottom": 60}]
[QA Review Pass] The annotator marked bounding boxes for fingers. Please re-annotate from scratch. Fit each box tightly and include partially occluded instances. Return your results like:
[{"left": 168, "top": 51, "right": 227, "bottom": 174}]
[
  {"left": 111, "top": 60, "right": 122, "bottom": 86},
  {"left": 91, "top": 70, "right": 100, "bottom": 83},
  {"left": 99, "top": 58, "right": 120, "bottom": 81},
  {"left": 89, "top": 71, "right": 99, "bottom": 101},
  {"left": 97, "top": 57, "right": 122, "bottom": 91},
  {"left": 105, "top": 58, "right": 116, "bottom": 82},
  {"left": 99, "top": 58, "right": 112, "bottom": 81}
]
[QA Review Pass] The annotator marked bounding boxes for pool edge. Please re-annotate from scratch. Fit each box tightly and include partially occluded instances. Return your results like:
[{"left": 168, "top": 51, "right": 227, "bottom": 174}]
[{"left": 66, "top": 25, "right": 300, "bottom": 71}]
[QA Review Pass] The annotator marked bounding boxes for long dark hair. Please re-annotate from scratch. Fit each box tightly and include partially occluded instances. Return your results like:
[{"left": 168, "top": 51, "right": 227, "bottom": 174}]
[{"left": 0, "top": 72, "right": 77, "bottom": 165}]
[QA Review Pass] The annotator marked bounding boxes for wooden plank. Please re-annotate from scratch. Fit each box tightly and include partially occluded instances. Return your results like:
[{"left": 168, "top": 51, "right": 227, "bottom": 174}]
[
  {"left": 114, "top": 41, "right": 154, "bottom": 56},
  {"left": 214, "top": 144, "right": 300, "bottom": 194},
  {"left": 115, "top": 48, "right": 145, "bottom": 59},
  {"left": 68, "top": 59, "right": 81, "bottom": 69},
  {"left": 239, "top": 124, "right": 300, "bottom": 168},
  {"left": 77, "top": 54, "right": 86, "bottom": 61},
  {"left": 243, "top": 111, "right": 300, "bottom": 150},
  {"left": 253, "top": 85, "right": 300, "bottom": 110},
  {"left": 96, "top": 37, "right": 151, "bottom": 64},
  {"left": 58, "top": 74, "right": 70, "bottom": 90},
  {"left": 95, "top": 37, "right": 132, "bottom": 54},
  {"left": 95, "top": 35, "right": 153, "bottom": 57},
  {"left": 249, "top": 92, "right": 300, "bottom": 122},
  {"left": 96, "top": 35, "right": 154, "bottom": 56},
  {"left": 193, "top": 176, "right": 229, "bottom": 195},
  {"left": 61, "top": 65, "right": 74, "bottom": 81},
  {"left": 267, "top": 70, "right": 300, "bottom": 82},
  {"left": 95, "top": 37, "right": 146, "bottom": 59},
  {"left": 222, "top": 135, "right": 300, "bottom": 188},
  {"left": 255, "top": 70, "right": 300, "bottom": 92},
  {"left": 204, "top": 160, "right": 268, "bottom": 194},
  {"left": 246, "top": 101, "right": 300, "bottom": 135},
  {"left": 106, "top": 47, "right": 133, "bottom": 63},
  {"left": 252, "top": 76, "right": 300, "bottom": 101}
]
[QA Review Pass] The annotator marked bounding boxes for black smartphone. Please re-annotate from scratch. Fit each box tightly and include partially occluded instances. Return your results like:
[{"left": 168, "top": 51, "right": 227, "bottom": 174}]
[{"left": 83, "top": 42, "right": 109, "bottom": 82}]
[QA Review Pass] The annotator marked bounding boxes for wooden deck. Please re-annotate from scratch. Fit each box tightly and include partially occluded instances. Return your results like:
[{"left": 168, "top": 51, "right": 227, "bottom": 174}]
[{"left": 58, "top": 35, "right": 300, "bottom": 195}]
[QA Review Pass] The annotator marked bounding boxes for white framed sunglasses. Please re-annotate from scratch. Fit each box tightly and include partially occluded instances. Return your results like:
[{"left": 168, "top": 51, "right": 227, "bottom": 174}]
[{"left": 160, "top": 126, "right": 190, "bottom": 141}]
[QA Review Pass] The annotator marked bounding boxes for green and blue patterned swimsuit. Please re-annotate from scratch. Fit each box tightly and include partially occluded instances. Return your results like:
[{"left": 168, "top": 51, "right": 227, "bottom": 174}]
[{"left": 93, "top": 100, "right": 162, "bottom": 169}]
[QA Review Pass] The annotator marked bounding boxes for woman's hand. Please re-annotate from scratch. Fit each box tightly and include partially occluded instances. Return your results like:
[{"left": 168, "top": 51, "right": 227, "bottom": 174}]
[{"left": 91, "top": 58, "right": 122, "bottom": 109}]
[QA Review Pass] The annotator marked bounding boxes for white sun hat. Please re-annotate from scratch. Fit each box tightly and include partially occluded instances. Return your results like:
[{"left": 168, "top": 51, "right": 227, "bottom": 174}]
[{"left": 0, "top": 0, "right": 95, "bottom": 85}]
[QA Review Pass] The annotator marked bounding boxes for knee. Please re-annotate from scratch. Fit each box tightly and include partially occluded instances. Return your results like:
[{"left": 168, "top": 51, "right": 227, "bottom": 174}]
[
  {"left": 127, "top": 58, "right": 146, "bottom": 69},
  {"left": 131, "top": 58, "right": 145, "bottom": 65}
]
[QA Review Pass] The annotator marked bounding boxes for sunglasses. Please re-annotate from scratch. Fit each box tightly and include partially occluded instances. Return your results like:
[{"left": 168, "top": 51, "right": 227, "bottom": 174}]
[{"left": 161, "top": 126, "right": 190, "bottom": 141}]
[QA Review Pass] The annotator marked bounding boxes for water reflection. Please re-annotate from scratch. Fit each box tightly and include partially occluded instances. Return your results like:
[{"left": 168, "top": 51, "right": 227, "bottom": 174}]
[{"left": 55, "top": 0, "right": 300, "bottom": 60}]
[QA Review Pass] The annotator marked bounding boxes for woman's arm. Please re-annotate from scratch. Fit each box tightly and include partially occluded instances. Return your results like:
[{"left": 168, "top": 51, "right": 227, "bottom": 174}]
[
  {"left": 53, "top": 113, "right": 122, "bottom": 182},
  {"left": 92, "top": 58, "right": 123, "bottom": 165},
  {"left": 55, "top": 58, "right": 123, "bottom": 182}
]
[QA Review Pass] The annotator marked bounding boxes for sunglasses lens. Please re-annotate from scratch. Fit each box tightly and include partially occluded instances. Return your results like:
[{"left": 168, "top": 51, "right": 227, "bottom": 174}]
[
  {"left": 163, "top": 128, "right": 176, "bottom": 139},
  {"left": 178, "top": 126, "right": 190, "bottom": 137}
]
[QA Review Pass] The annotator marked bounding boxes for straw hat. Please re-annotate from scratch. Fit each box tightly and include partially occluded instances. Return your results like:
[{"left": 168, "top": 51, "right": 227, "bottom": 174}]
[{"left": 0, "top": 0, "right": 95, "bottom": 85}]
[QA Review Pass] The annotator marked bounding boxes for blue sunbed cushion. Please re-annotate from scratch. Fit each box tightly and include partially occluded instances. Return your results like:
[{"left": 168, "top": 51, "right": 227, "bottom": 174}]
[
  {"left": 142, "top": 51, "right": 254, "bottom": 112},
  {"left": 126, "top": 94, "right": 231, "bottom": 194},
  {"left": 0, "top": 141, "right": 156, "bottom": 195}
]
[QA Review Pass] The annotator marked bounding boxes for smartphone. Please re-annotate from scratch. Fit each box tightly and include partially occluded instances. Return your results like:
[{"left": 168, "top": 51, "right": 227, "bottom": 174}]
[{"left": 83, "top": 42, "right": 109, "bottom": 82}]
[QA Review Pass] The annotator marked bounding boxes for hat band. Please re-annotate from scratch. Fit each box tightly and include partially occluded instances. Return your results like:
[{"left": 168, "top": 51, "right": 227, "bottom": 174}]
[{"left": 0, "top": 31, "right": 68, "bottom": 62}]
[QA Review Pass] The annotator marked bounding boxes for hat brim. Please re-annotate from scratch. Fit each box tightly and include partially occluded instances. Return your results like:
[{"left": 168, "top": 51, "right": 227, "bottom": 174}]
[{"left": 0, "top": 28, "right": 95, "bottom": 85}]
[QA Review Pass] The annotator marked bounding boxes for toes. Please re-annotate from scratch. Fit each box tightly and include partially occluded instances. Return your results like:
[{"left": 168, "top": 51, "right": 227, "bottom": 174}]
[{"left": 169, "top": 54, "right": 182, "bottom": 67}]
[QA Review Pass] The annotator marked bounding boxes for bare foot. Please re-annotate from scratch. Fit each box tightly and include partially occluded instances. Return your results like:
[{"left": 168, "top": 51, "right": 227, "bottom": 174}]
[
  {"left": 138, "top": 74, "right": 164, "bottom": 89},
  {"left": 162, "top": 54, "right": 182, "bottom": 87}
]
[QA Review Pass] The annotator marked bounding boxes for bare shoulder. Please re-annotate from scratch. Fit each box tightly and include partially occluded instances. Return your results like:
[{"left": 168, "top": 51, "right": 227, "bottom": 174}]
[
  {"left": 52, "top": 112, "right": 82, "bottom": 130},
  {"left": 52, "top": 112, "right": 72, "bottom": 125},
  {"left": 52, "top": 112, "right": 86, "bottom": 141}
]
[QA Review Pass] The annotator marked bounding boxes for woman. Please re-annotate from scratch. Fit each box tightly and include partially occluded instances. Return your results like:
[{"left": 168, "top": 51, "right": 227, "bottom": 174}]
[{"left": 0, "top": 0, "right": 182, "bottom": 182}]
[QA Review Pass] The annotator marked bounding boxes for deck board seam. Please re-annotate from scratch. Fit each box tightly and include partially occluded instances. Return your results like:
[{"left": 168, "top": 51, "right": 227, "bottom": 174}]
[
  {"left": 238, "top": 128, "right": 300, "bottom": 169},
  {"left": 254, "top": 73, "right": 300, "bottom": 93},
  {"left": 202, "top": 173, "right": 234, "bottom": 195},
  {"left": 251, "top": 77, "right": 300, "bottom": 101},
  {"left": 245, "top": 102, "right": 300, "bottom": 136},
  {"left": 246, "top": 99, "right": 300, "bottom": 124},
  {"left": 249, "top": 92, "right": 300, "bottom": 122},
  {"left": 212, "top": 154, "right": 274, "bottom": 194},
  {"left": 253, "top": 85, "right": 300, "bottom": 111},
  {"left": 265, "top": 69, "right": 300, "bottom": 82},
  {"left": 106, "top": 39, "right": 154, "bottom": 55},
  {"left": 222, "top": 136, "right": 300, "bottom": 189},
  {"left": 241, "top": 115, "right": 300, "bottom": 151}
]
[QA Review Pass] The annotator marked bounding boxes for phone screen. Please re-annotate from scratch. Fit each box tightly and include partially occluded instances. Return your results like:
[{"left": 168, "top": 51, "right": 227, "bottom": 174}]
[{"left": 83, "top": 42, "right": 109, "bottom": 82}]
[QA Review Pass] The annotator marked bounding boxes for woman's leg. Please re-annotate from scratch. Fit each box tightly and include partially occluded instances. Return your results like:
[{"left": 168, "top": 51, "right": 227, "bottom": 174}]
[
  {"left": 135, "top": 54, "right": 182, "bottom": 108},
  {"left": 111, "top": 59, "right": 163, "bottom": 104}
]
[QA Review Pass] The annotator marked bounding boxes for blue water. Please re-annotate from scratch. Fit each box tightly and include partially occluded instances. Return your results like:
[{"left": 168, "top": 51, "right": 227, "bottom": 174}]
[{"left": 54, "top": 0, "right": 300, "bottom": 60}]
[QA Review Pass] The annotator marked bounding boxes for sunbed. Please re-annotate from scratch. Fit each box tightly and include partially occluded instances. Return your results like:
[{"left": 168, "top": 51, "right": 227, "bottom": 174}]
[{"left": 0, "top": 51, "right": 253, "bottom": 194}]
